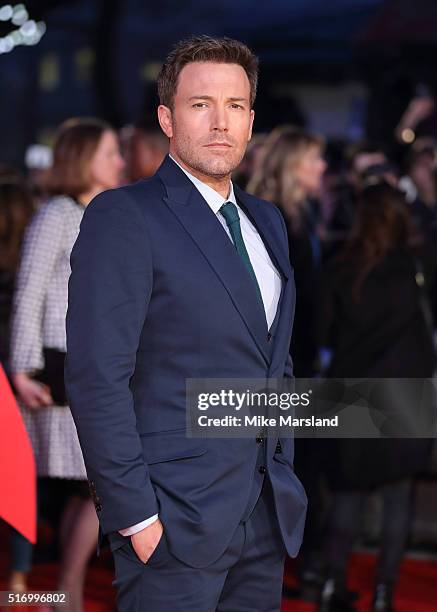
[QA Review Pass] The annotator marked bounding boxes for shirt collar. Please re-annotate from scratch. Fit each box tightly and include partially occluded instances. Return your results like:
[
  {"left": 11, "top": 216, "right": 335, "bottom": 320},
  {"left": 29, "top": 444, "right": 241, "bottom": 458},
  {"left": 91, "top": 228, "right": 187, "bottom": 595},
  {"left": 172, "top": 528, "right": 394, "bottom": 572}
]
[{"left": 169, "top": 154, "right": 237, "bottom": 214}]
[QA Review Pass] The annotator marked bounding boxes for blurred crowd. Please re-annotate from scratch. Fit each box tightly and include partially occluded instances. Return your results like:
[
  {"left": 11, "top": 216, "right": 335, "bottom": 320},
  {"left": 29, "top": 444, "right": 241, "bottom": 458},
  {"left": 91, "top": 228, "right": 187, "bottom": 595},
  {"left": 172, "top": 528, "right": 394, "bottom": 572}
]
[{"left": 1, "top": 93, "right": 437, "bottom": 611}]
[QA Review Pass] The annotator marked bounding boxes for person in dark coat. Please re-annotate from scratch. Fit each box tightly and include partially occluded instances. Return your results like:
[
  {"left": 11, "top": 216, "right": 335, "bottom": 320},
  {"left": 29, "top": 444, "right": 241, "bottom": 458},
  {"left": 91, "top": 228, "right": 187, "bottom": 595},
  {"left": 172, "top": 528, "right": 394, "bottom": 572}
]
[{"left": 317, "top": 182, "right": 435, "bottom": 612}]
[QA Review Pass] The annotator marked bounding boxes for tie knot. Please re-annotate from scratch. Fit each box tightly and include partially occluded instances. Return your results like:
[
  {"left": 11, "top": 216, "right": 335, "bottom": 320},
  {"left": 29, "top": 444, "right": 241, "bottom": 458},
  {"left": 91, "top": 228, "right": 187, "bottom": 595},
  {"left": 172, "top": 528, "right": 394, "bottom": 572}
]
[{"left": 220, "top": 201, "right": 240, "bottom": 226}]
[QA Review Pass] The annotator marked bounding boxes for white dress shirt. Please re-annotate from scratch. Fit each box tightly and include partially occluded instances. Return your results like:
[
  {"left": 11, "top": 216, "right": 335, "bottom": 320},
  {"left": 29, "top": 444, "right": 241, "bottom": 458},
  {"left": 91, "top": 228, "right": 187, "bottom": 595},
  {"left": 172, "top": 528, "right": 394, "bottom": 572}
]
[
  {"left": 119, "top": 156, "right": 281, "bottom": 536},
  {"left": 173, "top": 155, "right": 282, "bottom": 328}
]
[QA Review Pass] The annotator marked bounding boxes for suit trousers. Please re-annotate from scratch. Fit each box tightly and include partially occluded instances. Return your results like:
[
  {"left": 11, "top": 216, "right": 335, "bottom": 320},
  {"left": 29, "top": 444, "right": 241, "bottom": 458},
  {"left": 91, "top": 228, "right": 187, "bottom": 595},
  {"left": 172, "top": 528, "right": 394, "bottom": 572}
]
[{"left": 111, "top": 478, "right": 286, "bottom": 612}]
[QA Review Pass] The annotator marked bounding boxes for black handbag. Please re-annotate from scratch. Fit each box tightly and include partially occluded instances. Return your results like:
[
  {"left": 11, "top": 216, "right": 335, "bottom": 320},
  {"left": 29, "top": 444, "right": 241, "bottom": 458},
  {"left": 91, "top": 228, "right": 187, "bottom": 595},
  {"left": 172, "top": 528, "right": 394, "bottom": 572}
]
[{"left": 32, "top": 348, "right": 67, "bottom": 406}]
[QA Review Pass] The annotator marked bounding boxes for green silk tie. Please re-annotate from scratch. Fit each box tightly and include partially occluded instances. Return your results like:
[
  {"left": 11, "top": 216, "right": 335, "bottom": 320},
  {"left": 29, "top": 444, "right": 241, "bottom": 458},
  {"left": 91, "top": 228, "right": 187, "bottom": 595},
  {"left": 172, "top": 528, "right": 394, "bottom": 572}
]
[{"left": 219, "top": 201, "right": 263, "bottom": 304}]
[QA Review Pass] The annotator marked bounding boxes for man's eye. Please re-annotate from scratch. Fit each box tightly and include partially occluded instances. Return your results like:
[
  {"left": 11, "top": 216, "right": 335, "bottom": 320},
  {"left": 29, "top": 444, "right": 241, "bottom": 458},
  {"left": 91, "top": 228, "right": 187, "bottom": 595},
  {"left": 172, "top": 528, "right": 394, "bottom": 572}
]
[
  {"left": 192, "top": 103, "right": 207, "bottom": 108},
  {"left": 231, "top": 104, "right": 243, "bottom": 109}
]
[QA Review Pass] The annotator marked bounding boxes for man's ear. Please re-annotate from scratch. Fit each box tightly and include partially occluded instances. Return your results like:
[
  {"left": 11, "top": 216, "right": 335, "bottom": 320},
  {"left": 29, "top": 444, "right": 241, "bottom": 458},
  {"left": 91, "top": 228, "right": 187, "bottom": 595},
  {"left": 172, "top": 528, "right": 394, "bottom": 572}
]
[{"left": 157, "top": 105, "right": 173, "bottom": 138}]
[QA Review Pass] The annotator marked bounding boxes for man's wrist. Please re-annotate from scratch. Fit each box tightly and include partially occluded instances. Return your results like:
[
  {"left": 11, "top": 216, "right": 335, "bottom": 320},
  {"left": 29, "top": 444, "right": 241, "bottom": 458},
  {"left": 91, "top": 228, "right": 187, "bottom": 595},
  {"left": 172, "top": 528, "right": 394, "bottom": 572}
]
[{"left": 118, "top": 513, "right": 159, "bottom": 536}]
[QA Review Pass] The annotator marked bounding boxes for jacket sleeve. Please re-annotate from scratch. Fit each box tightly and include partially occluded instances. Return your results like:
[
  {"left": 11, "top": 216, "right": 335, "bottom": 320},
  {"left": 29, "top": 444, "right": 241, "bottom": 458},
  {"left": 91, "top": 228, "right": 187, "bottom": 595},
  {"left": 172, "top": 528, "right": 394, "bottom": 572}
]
[
  {"left": 65, "top": 188, "right": 158, "bottom": 534},
  {"left": 10, "top": 202, "right": 64, "bottom": 374}
]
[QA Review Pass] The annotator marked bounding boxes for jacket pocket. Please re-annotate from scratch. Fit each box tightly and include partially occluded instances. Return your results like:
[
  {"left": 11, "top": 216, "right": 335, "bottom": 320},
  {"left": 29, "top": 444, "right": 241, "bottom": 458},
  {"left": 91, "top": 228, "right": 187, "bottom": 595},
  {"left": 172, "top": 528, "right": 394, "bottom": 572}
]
[{"left": 140, "top": 428, "right": 207, "bottom": 465}]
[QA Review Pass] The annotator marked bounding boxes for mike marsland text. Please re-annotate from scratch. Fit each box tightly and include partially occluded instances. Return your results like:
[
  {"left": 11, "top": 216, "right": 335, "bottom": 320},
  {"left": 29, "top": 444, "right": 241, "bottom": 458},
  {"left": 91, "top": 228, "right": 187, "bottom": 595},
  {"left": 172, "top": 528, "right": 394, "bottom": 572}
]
[{"left": 197, "top": 415, "right": 339, "bottom": 428}]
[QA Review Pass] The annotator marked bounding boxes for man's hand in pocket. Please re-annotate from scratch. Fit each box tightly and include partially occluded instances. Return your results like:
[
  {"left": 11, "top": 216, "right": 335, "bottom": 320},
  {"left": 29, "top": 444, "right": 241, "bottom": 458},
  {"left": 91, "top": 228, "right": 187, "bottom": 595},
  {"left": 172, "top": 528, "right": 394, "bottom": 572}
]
[{"left": 131, "top": 518, "right": 164, "bottom": 563}]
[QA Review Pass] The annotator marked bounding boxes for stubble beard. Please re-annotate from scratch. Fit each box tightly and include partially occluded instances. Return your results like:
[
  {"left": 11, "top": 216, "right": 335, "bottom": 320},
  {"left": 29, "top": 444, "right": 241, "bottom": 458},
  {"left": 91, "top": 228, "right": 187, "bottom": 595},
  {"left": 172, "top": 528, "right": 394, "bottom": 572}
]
[{"left": 173, "top": 133, "right": 246, "bottom": 180}]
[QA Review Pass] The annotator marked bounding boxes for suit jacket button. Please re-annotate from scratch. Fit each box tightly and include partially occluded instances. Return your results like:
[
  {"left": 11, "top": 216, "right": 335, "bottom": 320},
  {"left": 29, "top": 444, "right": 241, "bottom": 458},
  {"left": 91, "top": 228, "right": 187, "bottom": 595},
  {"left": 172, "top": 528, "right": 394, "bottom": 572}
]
[
  {"left": 267, "top": 332, "right": 272, "bottom": 342},
  {"left": 275, "top": 441, "right": 282, "bottom": 454},
  {"left": 256, "top": 436, "right": 264, "bottom": 444},
  {"left": 258, "top": 466, "right": 266, "bottom": 475}
]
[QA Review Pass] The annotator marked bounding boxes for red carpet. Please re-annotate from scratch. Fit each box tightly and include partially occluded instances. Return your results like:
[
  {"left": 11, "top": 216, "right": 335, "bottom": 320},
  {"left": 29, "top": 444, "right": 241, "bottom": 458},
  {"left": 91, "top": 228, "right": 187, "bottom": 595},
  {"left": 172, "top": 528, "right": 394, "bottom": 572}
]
[
  {"left": 281, "top": 554, "right": 437, "bottom": 611},
  {"left": 1, "top": 532, "right": 437, "bottom": 611}
]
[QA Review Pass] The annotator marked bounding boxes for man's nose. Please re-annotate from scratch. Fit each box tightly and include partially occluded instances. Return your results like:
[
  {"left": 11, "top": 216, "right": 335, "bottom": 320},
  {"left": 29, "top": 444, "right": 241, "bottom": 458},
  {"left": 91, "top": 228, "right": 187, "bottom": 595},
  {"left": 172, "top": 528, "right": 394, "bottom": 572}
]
[{"left": 211, "top": 107, "right": 228, "bottom": 131}]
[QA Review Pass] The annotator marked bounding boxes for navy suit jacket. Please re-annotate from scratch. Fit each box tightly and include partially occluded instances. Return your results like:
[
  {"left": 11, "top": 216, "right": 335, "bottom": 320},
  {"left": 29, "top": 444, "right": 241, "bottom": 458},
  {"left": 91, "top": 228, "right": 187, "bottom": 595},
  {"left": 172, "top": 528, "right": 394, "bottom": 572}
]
[{"left": 65, "top": 156, "right": 307, "bottom": 568}]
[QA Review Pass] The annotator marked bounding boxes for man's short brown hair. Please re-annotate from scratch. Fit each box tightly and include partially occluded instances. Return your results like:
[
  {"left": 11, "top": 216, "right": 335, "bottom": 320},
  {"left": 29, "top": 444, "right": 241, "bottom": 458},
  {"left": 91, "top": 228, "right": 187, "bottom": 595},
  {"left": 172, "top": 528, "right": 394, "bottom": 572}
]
[{"left": 157, "top": 36, "right": 258, "bottom": 110}]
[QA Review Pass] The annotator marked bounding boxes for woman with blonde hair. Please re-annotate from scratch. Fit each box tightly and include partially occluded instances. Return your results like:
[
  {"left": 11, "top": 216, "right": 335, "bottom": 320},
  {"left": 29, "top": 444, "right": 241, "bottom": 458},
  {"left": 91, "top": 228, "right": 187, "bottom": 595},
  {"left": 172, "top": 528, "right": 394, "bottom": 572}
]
[{"left": 10, "top": 117, "right": 124, "bottom": 610}]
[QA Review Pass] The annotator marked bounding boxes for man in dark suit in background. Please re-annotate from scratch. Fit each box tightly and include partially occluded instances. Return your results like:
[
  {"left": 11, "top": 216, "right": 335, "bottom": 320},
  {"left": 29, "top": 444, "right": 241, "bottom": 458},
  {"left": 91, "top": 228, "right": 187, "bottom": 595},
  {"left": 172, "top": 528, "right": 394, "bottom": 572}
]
[{"left": 66, "top": 36, "right": 307, "bottom": 612}]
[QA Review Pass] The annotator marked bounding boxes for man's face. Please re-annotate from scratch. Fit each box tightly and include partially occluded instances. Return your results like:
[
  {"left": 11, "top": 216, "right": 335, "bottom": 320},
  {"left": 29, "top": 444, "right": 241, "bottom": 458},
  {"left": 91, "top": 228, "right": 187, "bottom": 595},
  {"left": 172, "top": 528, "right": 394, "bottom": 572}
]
[{"left": 158, "top": 62, "right": 254, "bottom": 180}]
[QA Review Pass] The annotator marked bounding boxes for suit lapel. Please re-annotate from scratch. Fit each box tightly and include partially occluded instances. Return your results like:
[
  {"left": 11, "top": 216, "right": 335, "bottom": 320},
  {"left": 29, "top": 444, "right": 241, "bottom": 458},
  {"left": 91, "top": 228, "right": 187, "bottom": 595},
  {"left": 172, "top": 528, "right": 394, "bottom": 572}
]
[
  {"left": 234, "top": 185, "right": 295, "bottom": 376},
  {"left": 158, "top": 157, "right": 270, "bottom": 365},
  {"left": 234, "top": 185, "right": 291, "bottom": 282},
  {"left": 270, "top": 276, "right": 294, "bottom": 377}
]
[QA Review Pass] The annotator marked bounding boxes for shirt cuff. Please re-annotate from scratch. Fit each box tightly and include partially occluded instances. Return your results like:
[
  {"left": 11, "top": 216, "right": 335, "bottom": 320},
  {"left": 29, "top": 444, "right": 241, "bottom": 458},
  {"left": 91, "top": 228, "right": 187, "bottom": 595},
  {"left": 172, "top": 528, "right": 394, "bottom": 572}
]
[{"left": 118, "top": 514, "right": 159, "bottom": 536}]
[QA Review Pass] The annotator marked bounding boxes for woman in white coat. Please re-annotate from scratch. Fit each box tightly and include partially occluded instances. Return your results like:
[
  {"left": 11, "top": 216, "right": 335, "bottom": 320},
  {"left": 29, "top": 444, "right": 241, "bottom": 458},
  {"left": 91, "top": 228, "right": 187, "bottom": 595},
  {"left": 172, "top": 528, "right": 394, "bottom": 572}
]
[{"left": 10, "top": 117, "right": 124, "bottom": 610}]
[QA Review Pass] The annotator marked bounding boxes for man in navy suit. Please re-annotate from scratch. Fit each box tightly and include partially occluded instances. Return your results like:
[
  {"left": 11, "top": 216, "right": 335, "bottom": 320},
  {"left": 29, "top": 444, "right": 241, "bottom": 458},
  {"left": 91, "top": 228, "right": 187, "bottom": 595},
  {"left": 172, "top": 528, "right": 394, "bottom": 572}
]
[{"left": 66, "top": 36, "right": 307, "bottom": 611}]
